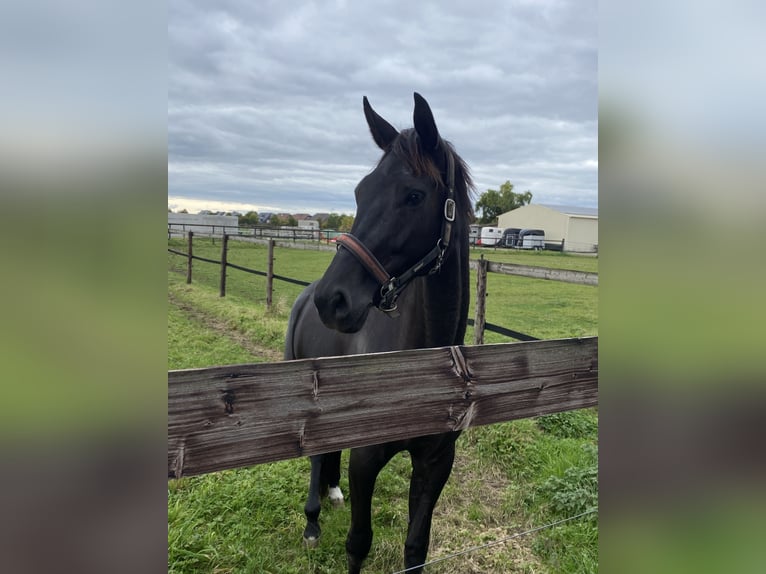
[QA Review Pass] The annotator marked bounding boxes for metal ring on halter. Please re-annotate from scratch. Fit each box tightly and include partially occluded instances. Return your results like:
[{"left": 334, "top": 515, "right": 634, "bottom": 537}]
[
  {"left": 379, "top": 280, "right": 399, "bottom": 312},
  {"left": 428, "top": 239, "right": 447, "bottom": 275}
]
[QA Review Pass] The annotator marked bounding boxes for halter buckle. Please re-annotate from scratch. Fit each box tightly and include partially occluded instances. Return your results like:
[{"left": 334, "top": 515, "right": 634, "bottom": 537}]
[{"left": 444, "top": 198, "right": 456, "bottom": 222}]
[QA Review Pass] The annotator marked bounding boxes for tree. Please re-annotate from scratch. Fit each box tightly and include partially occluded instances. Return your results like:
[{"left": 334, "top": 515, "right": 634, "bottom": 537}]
[
  {"left": 240, "top": 211, "right": 260, "bottom": 226},
  {"left": 322, "top": 213, "right": 342, "bottom": 230},
  {"left": 338, "top": 214, "right": 354, "bottom": 232},
  {"left": 322, "top": 213, "right": 355, "bottom": 231},
  {"left": 474, "top": 181, "right": 532, "bottom": 224}
]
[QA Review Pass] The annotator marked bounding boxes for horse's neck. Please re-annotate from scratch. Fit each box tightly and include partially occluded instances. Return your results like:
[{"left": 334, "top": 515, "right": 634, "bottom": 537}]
[{"left": 408, "top": 239, "right": 469, "bottom": 347}]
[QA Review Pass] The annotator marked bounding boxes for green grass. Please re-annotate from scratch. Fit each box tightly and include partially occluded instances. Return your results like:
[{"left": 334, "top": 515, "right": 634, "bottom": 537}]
[
  {"left": 168, "top": 239, "right": 598, "bottom": 573},
  {"left": 467, "top": 273, "right": 598, "bottom": 343},
  {"left": 168, "top": 303, "right": 266, "bottom": 369}
]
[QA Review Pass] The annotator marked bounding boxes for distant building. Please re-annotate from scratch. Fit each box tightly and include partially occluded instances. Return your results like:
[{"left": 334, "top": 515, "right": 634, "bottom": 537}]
[
  {"left": 168, "top": 212, "right": 239, "bottom": 236},
  {"left": 497, "top": 204, "right": 598, "bottom": 253}
]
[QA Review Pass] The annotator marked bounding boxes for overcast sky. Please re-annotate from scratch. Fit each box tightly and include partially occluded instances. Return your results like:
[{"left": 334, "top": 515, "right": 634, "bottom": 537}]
[{"left": 168, "top": 0, "right": 597, "bottom": 215}]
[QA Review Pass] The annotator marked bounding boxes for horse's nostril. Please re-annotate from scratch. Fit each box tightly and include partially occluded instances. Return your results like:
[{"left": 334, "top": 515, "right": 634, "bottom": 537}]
[
  {"left": 314, "top": 286, "right": 353, "bottom": 329},
  {"left": 330, "top": 291, "right": 348, "bottom": 315}
]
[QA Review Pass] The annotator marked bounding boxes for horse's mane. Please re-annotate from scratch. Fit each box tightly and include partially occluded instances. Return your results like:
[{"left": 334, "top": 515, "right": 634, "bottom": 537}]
[{"left": 386, "top": 128, "right": 476, "bottom": 222}]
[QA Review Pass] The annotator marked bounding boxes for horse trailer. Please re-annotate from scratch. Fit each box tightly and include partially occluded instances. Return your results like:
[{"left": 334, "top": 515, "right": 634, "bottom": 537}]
[
  {"left": 469, "top": 224, "right": 481, "bottom": 246},
  {"left": 478, "top": 226, "right": 504, "bottom": 246},
  {"left": 501, "top": 228, "right": 521, "bottom": 247},
  {"left": 518, "top": 229, "right": 545, "bottom": 250}
]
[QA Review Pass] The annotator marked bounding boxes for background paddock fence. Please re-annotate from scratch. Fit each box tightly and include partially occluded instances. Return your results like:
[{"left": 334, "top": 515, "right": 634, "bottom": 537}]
[
  {"left": 168, "top": 222, "right": 339, "bottom": 244},
  {"left": 168, "top": 233, "right": 597, "bottom": 340},
  {"left": 469, "top": 259, "right": 598, "bottom": 286},
  {"left": 168, "top": 336, "right": 598, "bottom": 478}
]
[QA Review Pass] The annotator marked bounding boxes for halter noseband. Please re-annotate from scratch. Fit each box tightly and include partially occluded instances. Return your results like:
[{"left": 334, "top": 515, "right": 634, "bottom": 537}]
[{"left": 335, "top": 152, "right": 457, "bottom": 313}]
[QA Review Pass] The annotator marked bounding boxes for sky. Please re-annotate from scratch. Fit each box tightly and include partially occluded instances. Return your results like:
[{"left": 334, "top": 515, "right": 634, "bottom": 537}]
[{"left": 168, "top": 0, "right": 597, "bottom": 216}]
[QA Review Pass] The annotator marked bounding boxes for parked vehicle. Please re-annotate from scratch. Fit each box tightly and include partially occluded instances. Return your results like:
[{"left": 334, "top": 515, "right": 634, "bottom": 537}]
[
  {"left": 517, "top": 229, "right": 545, "bottom": 250},
  {"left": 500, "top": 228, "right": 521, "bottom": 248},
  {"left": 469, "top": 224, "right": 481, "bottom": 246},
  {"left": 477, "top": 226, "right": 504, "bottom": 246}
]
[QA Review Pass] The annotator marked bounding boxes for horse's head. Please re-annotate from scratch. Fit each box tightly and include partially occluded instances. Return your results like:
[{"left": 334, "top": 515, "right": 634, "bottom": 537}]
[{"left": 314, "top": 93, "right": 467, "bottom": 333}]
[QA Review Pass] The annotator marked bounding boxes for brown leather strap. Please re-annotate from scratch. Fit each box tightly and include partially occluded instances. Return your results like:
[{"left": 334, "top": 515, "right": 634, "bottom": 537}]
[{"left": 335, "top": 234, "right": 391, "bottom": 285}]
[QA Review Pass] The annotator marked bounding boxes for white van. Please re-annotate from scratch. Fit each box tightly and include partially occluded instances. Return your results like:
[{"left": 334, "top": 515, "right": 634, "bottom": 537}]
[{"left": 478, "top": 227, "right": 504, "bottom": 246}]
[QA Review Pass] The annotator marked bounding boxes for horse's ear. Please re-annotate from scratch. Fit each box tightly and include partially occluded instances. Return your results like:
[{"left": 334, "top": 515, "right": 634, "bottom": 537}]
[
  {"left": 363, "top": 96, "right": 399, "bottom": 150},
  {"left": 413, "top": 92, "right": 440, "bottom": 152}
]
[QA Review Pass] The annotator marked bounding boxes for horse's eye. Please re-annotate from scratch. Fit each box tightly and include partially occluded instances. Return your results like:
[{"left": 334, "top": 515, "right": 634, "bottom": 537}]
[{"left": 405, "top": 191, "right": 424, "bottom": 206}]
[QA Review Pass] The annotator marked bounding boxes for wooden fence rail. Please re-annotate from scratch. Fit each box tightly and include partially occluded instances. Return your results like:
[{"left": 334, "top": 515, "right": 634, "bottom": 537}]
[
  {"left": 168, "top": 336, "right": 597, "bottom": 478},
  {"left": 469, "top": 259, "right": 598, "bottom": 286}
]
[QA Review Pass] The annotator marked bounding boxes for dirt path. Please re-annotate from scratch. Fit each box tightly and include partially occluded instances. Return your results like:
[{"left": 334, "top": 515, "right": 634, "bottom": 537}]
[{"left": 169, "top": 292, "right": 284, "bottom": 363}]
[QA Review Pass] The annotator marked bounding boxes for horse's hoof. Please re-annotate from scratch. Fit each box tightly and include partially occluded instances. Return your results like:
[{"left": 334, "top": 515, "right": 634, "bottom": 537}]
[
  {"left": 328, "top": 486, "right": 345, "bottom": 508},
  {"left": 303, "top": 535, "right": 319, "bottom": 549}
]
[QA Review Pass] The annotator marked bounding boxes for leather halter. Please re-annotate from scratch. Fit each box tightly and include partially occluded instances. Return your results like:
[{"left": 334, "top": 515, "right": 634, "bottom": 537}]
[{"left": 336, "top": 151, "right": 457, "bottom": 313}]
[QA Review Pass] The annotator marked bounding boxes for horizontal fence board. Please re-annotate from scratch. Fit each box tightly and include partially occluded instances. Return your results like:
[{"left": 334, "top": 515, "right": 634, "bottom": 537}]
[
  {"left": 469, "top": 259, "right": 598, "bottom": 286},
  {"left": 169, "top": 337, "right": 597, "bottom": 478}
]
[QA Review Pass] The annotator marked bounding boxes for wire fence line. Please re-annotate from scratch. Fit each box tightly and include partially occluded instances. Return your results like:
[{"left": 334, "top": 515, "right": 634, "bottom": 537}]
[{"left": 390, "top": 508, "right": 598, "bottom": 574}]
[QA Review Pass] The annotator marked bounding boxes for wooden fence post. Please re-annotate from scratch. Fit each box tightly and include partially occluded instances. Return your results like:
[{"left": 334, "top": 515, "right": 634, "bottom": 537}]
[
  {"left": 219, "top": 234, "right": 228, "bottom": 297},
  {"left": 474, "top": 255, "right": 488, "bottom": 345},
  {"left": 266, "top": 240, "right": 275, "bottom": 309},
  {"left": 186, "top": 231, "right": 193, "bottom": 284}
]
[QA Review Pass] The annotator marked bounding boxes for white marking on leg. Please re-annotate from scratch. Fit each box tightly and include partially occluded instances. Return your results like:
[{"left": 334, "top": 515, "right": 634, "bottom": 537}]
[
  {"left": 303, "top": 536, "right": 319, "bottom": 548},
  {"left": 328, "top": 486, "right": 344, "bottom": 507}
]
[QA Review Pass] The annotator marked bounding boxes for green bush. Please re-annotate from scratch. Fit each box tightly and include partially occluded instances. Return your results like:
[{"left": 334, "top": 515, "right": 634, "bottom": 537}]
[{"left": 533, "top": 444, "right": 598, "bottom": 573}]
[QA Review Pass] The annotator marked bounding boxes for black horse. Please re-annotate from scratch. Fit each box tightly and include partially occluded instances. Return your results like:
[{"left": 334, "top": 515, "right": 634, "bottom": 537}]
[{"left": 284, "top": 92, "right": 474, "bottom": 573}]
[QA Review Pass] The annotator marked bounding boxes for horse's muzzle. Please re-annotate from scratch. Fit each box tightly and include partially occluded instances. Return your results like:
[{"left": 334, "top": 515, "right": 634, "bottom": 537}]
[{"left": 313, "top": 281, "right": 372, "bottom": 334}]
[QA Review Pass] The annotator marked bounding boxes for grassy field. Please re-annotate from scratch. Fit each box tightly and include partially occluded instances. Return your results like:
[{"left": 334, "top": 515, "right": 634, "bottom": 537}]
[{"left": 168, "top": 237, "right": 598, "bottom": 573}]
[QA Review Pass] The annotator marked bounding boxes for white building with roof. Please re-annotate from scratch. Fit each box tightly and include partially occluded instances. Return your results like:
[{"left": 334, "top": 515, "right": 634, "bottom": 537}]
[{"left": 497, "top": 203, "right": 598, "bottom": 253}]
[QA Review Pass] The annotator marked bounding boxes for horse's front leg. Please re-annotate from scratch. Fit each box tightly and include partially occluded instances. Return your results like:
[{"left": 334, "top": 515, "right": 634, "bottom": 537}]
[
  {"left": 320, "top": 450, "right": 344, "bottom": 507},
  {"left": 346, "top": 446, "right": 395, "bottom": 574},
  {"left": 303, "top": 454, "right": 324, "bottom": 547},
  {"left": 303, "top": 451, "right": 344, "bottom": 547},
  {"left": 404, "top": 438, "right": 457, "bottom": 572}
]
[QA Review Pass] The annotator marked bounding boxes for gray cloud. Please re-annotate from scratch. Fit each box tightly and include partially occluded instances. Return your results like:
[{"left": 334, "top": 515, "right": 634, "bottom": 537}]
[{"left": 169, "top": 0, "right": 597, "bottom": 214}]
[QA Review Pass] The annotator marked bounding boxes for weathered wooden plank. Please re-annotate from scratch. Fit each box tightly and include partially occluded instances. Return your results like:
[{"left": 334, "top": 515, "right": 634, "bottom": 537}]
[
  {"left": 168, "top": 337, "right": 597, "bottom": 478},
  {"left": 469, "top": 259, "right": 598, "bottom": 286}
]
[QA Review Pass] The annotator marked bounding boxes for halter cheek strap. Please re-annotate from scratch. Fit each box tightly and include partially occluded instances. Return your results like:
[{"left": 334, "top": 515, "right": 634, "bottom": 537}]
[{"left": 336, "top": 152, "right": 457, "bottom": 313}]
